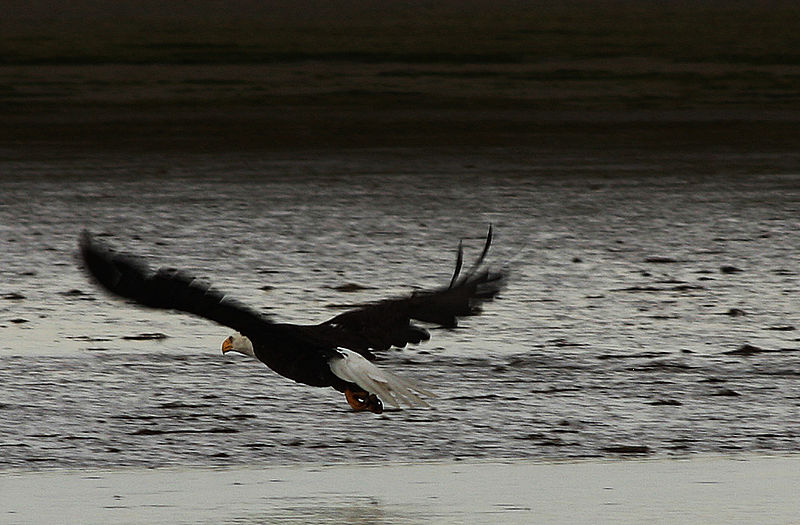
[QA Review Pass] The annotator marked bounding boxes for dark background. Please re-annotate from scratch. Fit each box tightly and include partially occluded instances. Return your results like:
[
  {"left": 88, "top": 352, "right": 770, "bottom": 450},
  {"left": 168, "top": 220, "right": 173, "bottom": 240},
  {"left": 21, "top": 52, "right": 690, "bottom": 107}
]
[{"left": 2, "top": 0, "right": 799, "bottom": 154}]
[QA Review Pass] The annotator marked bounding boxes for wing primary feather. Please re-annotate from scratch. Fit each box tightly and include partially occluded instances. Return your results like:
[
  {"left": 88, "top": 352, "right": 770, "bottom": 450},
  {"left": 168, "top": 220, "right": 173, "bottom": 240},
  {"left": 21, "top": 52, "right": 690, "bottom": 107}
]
[
  {"left": 448, "top": 240, "right": 464, "bottom": 289},
  {"left": 78, "top": 230, "right": 270, "bottom": 337},
  {"left": 456, "top": 224, "right": 493, "bottom": 286}
]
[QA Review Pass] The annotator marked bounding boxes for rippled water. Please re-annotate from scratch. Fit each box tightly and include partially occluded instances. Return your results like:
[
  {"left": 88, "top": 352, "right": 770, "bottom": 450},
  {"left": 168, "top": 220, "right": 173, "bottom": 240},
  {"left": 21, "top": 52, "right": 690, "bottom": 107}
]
[{"left": 1, "top": 149, "right": 798, "bottom": 470}]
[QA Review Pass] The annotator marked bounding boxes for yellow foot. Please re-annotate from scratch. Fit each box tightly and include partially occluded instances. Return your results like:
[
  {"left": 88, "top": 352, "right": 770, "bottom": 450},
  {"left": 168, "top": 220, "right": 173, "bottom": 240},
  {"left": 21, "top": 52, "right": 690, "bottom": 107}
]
[{"left": 345, "top": 388, "right": 383, "bottom": 414}]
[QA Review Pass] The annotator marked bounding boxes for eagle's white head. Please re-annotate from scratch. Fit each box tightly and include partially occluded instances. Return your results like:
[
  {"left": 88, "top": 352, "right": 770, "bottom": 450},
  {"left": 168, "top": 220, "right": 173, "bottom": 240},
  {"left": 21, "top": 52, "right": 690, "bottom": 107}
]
[{"left": 221, "top": 332, "right": 255, "bottom": 358}]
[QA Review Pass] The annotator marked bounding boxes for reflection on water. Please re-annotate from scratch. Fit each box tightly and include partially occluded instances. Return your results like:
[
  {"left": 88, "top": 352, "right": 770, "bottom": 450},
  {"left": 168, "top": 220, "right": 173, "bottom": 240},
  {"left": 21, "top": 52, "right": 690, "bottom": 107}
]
[
  {"left": 0, "top": 150, "right": 798, "bottom": 470},
  {"left": 241, "top": 495, "right": 401, "bottom": 524}
]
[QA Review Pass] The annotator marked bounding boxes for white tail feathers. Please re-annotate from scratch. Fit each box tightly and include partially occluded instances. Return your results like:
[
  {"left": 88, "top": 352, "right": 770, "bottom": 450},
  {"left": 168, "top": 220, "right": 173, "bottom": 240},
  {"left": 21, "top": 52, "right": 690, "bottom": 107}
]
[{"left": 329, "top": 348, "right": 435, "bottom": 409}]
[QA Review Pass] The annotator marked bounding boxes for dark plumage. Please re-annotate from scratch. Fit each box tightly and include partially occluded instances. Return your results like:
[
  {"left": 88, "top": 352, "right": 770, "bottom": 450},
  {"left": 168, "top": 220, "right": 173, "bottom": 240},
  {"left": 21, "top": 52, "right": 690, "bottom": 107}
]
[{"left": 78, "top": 228, "right": 506, "bottom": 412}]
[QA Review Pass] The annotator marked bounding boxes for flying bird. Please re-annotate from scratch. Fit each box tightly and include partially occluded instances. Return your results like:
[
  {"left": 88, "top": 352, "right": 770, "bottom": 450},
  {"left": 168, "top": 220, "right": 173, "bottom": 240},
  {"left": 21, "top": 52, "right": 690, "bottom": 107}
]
[{"left": 78, "top": 228, "right": 505, "bottom": 413}]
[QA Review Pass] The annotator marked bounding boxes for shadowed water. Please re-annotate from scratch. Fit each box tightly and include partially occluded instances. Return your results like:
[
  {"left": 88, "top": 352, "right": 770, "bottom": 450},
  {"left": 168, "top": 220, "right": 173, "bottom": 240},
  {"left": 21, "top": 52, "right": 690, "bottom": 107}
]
[{"left": 1, "top": 150, "right": 798, "bottom": 469}]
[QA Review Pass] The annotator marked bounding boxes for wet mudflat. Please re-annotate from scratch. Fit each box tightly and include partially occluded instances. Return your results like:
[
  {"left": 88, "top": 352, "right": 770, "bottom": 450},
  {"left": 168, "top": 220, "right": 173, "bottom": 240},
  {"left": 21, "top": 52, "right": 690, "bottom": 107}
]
[{"left": 0, "top": 151, "right": 798, "bottom": 469}]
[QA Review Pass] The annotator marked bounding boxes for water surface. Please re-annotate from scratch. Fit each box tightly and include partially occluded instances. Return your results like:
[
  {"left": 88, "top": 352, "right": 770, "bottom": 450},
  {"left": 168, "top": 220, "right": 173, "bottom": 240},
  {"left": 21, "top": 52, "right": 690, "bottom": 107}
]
[{"left": 1, "top": 150, "right": 798, "bottom": 469}]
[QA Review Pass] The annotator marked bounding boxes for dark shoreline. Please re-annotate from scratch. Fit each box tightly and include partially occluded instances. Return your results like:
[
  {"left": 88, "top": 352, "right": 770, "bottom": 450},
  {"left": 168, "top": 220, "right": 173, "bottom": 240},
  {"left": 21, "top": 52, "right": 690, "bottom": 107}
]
[
  {"left": 4, "top": 107, "right": 800, "bottom": 159},
  {"left": 2, "top": 1, "right": 799, "bottom": 157}
]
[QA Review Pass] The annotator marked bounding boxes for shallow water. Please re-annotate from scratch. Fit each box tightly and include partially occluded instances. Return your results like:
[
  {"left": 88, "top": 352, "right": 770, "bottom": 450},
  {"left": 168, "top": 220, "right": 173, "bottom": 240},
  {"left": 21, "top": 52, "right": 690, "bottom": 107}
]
[
  {"left": 1, "top": 149, "right": 798, "bottom": 469},
  {"left": 4, "top": 456, "right": 800, "bottom": 524}
]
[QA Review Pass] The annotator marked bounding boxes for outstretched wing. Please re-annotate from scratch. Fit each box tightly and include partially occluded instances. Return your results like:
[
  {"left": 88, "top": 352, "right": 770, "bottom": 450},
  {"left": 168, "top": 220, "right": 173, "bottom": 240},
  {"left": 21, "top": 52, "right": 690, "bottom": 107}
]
[
  {"left": 311, "top": 226, "right": 506, "bottom": 356},
  {"left": 79, "top": 231, "right": 271, "bottom": 337}
]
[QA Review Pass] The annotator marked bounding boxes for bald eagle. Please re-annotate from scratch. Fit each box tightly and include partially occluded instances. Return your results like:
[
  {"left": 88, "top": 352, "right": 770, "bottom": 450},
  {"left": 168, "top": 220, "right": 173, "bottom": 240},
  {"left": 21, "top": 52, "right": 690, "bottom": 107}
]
[{"left": 78, "top": 228, "right": 505, "bottom": 413}]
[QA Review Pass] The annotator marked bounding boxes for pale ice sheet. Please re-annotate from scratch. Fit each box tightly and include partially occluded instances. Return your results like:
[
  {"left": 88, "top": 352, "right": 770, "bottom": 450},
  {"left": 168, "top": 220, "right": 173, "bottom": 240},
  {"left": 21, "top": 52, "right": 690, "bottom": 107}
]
[{"left": 2, "top": 455, "right": 799, "bottom": 524}]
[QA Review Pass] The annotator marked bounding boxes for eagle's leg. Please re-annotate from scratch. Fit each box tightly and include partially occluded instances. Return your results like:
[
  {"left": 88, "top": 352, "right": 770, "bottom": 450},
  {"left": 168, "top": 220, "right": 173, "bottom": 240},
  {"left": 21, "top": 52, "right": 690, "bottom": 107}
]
[{"left": 345, "top": 388, "right": 383, "bottom": 414}]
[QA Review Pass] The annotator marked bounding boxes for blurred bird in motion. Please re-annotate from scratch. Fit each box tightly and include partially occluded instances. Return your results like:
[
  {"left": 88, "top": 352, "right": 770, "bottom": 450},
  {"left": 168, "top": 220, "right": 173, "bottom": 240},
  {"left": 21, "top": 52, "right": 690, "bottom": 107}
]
[{"left": 78, "top": 227, "right": 505, "bottom": 413}]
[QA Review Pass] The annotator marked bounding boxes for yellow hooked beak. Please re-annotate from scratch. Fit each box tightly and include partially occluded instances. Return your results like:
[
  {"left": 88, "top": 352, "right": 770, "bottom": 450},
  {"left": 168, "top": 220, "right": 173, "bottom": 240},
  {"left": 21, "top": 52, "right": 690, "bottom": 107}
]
[{"left": 221, "top": 336, "right": 233, "bottom": 354}]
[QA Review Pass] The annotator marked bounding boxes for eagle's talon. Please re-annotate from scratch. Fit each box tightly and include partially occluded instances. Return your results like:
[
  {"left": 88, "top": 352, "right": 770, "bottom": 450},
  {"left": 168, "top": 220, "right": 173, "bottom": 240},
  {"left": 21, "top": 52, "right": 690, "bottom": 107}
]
[
  {"left": 366, "top": 393, "right": 383, "bottom": 414},
  {"left": 345, "top": 388, "right": 383, "bottom": 414}
]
